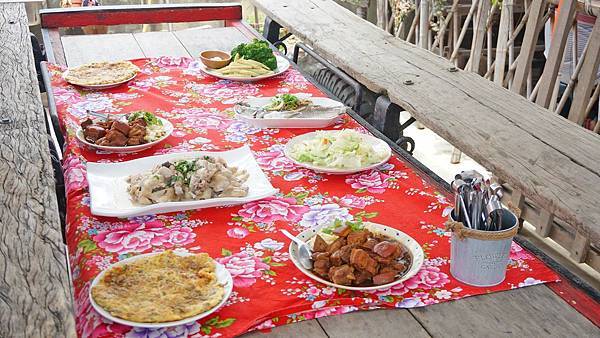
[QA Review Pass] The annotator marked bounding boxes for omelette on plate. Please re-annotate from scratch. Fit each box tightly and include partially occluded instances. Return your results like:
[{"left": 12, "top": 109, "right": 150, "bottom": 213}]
[{"left": 91, "top": 251, "right": 224, "bottom": 323}]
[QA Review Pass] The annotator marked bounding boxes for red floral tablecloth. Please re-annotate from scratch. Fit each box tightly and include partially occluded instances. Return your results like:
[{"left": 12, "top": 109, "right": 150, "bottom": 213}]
[{"left": 48, "top": 57, "right": 559, "bottom": 338}]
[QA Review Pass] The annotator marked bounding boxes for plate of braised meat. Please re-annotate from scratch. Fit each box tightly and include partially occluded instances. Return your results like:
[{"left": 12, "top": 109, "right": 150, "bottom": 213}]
[
  {"left": 76, "top": 111, "right": 172, "bottom": 153},
  {"left": 288, "top": 220, "right": 424, "bottom": 291}
]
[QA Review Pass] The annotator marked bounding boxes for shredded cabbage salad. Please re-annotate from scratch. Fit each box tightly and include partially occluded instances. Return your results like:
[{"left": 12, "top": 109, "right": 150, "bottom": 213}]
[{"left": 289, "top": 130, "right": 387, "bottom": 169}]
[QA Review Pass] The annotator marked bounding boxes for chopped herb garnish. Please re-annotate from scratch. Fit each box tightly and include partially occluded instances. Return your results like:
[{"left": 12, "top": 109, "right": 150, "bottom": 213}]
[
  {"left": 127, "top": 111, "right": 163, "bottom": 126},
  {"left": 322, "top": 218, "right": 364, "bottom": 234}
]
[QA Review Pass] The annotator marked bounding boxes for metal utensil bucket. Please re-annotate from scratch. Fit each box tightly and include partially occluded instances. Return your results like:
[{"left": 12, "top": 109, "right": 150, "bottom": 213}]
[{"left": 448, "top": 208, "right": 518, "bottom": 287}]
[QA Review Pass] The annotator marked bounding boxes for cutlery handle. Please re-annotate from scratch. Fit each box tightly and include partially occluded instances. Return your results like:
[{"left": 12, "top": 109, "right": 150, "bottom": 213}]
[{"left": 281, "top": 229, "right": 304, "bottom": 246}]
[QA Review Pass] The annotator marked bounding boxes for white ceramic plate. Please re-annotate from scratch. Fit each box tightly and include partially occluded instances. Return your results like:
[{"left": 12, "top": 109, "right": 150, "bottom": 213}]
[
  {"left": 76, "top": 117, "right": 173, "bottom": 154},
  {"left": 87, "top": 145, "right": 277, "bottom": 217},
  {"left": 89, "top": 251, "right": 233, "bottom": 328},
  {"left": 288, "top": 222, "right": 424, "bottom": 291},
  {"left": 200, "top": 55, "right": 290, "bottom": 82},
  {"left": 284, "top": 130, "right": 392, "bottom": 174},
  {"left": 63, "top": 68, "right": 139, "bottom": 90},
  {"left": 235, "top": 95, "right": 345, "bottom": 129}
]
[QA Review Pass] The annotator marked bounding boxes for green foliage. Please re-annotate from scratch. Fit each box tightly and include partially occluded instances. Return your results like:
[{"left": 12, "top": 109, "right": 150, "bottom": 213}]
[{"left": 231, "top": 39, "right": 277, "bottom": 70}]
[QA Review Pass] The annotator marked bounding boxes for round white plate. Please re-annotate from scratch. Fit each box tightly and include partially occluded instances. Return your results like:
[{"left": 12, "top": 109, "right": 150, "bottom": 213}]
[
  {"left": 284, "top": 130, "right": 392, "bottom": 174},
  {"left": 89, "top": 251, "right": 233, "bottom": 328},
  {"left": 63, "top": 68, "right": 139, "bottom": 90},
  {"left": 200, "top": 55, "right": 290, "bottom": 82},
  {"left": 76, "top": 117, "right": 173, "bottom": 154},
  {"left": 288, "top": 222, "right": 424, "bottom": 291},
  {"left": 235, "top": 94, "right": 345, "bottom": 129}
]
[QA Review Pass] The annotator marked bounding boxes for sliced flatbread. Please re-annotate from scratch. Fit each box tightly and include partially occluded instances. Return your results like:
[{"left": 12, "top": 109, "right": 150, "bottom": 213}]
[
  {"left": 64, "top": 61, "right": 139, "bottom": 86},
  {"left": 91, "top": 251, "right": 224, "bottom": 323}
]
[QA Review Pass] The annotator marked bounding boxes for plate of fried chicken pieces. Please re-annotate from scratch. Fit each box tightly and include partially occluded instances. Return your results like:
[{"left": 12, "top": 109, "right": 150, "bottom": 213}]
[
  {"left": 288, "top": 220, "right": 424, "bottom": 291},
  {"left": 76, "top": 111, "right": 172, "bottom": 153}
]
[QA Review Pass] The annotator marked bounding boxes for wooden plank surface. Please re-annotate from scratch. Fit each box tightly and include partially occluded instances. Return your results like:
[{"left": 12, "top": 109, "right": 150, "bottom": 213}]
[
  {"left": 133, "top": 31, "right": 191, "bottom": 58},
  {"left": 317, "top": 309, "right": 431, "bottom": 337},
  {"left": 174, "top": 27, "right": 248, "bottom": 56},
  {"left": 250, "top": 0, "right": 600, "bottom": 247},
  {"left": 62, "top": 33, "right": 145, "bottom": 67},
  {"left": 242, "top": 318, "right": 328, "bottom": 338},
  {"left": 0, "top": 3, "right": 76, "bottom": 337},
  {"left": 411, "top": 285, "right": 598, "bottom": 336}
]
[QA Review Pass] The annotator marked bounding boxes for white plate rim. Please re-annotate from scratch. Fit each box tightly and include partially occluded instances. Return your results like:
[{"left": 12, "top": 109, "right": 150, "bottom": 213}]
[
  {"left": 89, "top": 251, "right": 233, "bottom": 328},
  {"left": 200, "top": 55, "right": 290, "bottom": 82},
  {"left": 283, "top": 130, "right": 392, "bottom": 174},
  {"left": 63, "top": 64, "right": 139, "bottom": 90},
  {"left": 75, "top": 116, "right": 173, "bottom": 153},
  {"left": 86, "top": 145, "right": 278, "bottom": 217},
  {"left": 288, "top": 222, "right": 425, "bottom": 291}
]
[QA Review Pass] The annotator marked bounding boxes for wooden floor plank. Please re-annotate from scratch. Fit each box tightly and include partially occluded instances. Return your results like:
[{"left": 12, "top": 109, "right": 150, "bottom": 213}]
[
  {"left": 133, "top": 31, "right": 191, "bottom": 58},
  {"left": 410, "top": 285, "right": 599, "bottom": 337},
  {"left": 174, "top": 27, "right": 249, "bottom": 56},
  {"left": 317, "top": 309, "right": 431, "bottom": 338},
  {"left": 61, "top": 33, "right": 145, "bottom": 67},
  {"left": 241, "top": 319, "right": 328, "bottom": 338}
]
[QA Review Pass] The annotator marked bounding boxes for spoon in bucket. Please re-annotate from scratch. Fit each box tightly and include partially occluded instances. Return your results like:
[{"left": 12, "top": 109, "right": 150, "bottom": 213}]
[{"left": 281, "top": 229, "right": 313, "bottom": 270}]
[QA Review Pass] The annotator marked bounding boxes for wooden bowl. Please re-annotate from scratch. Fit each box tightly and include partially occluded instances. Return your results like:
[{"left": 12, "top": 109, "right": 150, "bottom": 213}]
[{"left": 199, "top": 50, "right": 231, "bottom": 69}]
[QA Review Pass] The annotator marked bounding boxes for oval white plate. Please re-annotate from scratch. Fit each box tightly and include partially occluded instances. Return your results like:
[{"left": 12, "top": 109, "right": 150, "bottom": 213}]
[
  {"left": 288, "top": 222, "right": 424, "bottom": 291},
  {"left": 200, "top": 55, "right": 290, "bottom": 82},
  {"left": 76, "top": 117, "right": 173, "bottom": 154},
  {"left": 235, "top": 95, "right": 345, "bottom": 129},
  {"left": 90, "top": 251, "right": 233, "bottom": 328},
  {"left": 63, "top": 68, "right": 139, "bottom": 90},
  {"left": 284, "top": 130, "right": 392, "bottom": 174},
  {"left": 86, "top": 145, "right": 277, "bottom": 217}
]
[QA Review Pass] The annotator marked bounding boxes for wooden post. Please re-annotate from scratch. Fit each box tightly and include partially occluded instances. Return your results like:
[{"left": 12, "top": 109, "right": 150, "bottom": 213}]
[{"left": 377, "top": 0, "right": 389, "bottom": 30}]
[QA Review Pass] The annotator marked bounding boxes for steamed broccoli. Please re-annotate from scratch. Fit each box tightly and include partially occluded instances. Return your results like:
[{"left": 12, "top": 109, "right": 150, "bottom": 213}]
[{"left": 231, "top": 39, "right": 277, "bottom": 70}]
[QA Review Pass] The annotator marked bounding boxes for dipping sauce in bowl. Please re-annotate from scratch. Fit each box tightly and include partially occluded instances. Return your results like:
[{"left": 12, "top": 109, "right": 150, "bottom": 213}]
[{"left": 199, "top": 50, "right": 231, "bottom": 69}]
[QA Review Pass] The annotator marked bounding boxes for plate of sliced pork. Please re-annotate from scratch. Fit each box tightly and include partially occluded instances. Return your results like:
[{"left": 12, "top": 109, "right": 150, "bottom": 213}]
[
  {"left": 288, "top": 220, "right": 424, "bottom": 291},
  {"left": 75, "top": 111, "right": 172, "bottom": 153}
]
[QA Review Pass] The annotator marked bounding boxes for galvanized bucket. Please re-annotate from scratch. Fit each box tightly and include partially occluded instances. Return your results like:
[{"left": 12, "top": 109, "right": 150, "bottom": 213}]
[{"left": 447, "top": 209, "right": 518, "bottom": 287}]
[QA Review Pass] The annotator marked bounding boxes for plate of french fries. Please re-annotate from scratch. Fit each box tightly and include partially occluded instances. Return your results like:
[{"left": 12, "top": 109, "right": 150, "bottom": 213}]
[{"left": 201, "top": 55, "right": 290, "bottom": 82}]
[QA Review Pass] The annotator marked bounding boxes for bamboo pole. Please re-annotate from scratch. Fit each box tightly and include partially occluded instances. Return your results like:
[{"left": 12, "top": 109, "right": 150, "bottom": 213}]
[
  {"left": 554, "top": 37, "right": 592, "bottom": 114},
  {"left": 494, "top": 0, "right": 513, "bottom": 84},
  {"left": 431, "top": 0, "right": 460, "bottom": 51},
  {"left": 584, "top": 83, "right": 600, "bottom": 120},
  {"left": 407, "top": 7, "right": 420, "bottom": 43},
  {"left": 453, "top": 4, "right": 459, "bottom": 65},
  {"left": 420, "top": 0, "right": 430, "bottom": 49},
  {"left": 449, "top": 0, "right": 478, "bottom": 63}
]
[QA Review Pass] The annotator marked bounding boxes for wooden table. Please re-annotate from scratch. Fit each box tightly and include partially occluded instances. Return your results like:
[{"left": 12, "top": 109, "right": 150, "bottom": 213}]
[{"left": 31, "top": 9, "right": 598, "bottom": 338}]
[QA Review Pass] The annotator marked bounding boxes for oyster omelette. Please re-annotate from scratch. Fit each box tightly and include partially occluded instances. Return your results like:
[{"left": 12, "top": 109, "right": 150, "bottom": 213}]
[{"left": 91, "top": 251, "right": 224, "bottom": 323}]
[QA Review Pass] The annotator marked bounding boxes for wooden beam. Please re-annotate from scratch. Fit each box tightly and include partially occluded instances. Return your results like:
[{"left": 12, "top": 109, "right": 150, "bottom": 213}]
[
  {"left": 40, "top": 3, "right": 242, "bottom": 28},
  {"left": 568, "top": 16, "right": 600, "bottom": 125},
  {"left": 535, "top": 0, "right": 576, "bottom": 108},
  {"left": 511, "top": 0, "right": 546, "bottom": 96},
  {"left": 250, "top": 0, "right": 600, "bottom": 246},
  {"left": 0, "top": 3, "right": 76, "bottom": 337}
]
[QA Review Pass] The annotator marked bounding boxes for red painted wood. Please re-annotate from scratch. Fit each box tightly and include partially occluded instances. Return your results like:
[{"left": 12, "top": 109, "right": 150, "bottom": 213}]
[{"left": 40, "top": 4, "right": 242, "bottom": 28}]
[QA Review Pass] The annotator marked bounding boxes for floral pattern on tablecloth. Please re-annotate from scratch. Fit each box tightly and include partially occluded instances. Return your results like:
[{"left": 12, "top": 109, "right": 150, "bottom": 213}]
[{"left": 48, "top": 57, "right": 559, "bottom": 338}]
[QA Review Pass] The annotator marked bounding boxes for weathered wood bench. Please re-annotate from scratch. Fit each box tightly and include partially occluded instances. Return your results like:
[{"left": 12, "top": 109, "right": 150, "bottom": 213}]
[
  {"left": 0, "top": 3, "right": 75, "bottom": 337},
  {"left": 250, "top": 0, "right": 600, "bottom": 279}
]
